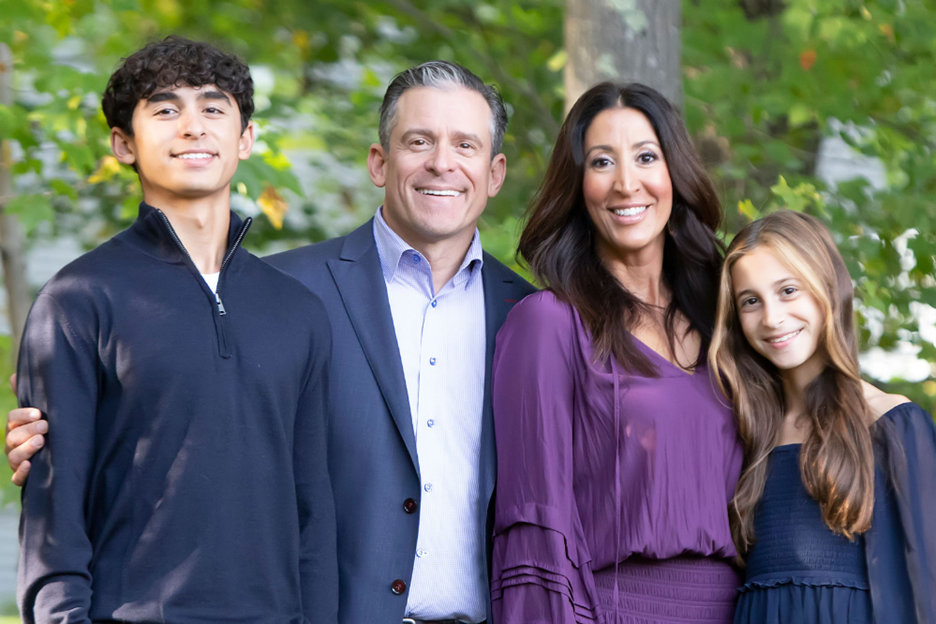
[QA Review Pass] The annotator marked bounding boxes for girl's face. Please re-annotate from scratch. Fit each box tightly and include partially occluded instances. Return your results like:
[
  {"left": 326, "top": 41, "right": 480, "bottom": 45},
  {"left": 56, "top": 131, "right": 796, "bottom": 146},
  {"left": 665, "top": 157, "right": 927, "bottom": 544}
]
[{"left": 731, "top": 247, "right": 826, "bottom": 383}]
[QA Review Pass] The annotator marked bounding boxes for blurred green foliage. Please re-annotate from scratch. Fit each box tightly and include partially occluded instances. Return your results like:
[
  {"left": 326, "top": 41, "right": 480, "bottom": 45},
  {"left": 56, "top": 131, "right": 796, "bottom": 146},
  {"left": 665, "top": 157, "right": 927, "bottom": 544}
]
[{"left": 0, "top": 1, "right": 934, "bottom": 513}]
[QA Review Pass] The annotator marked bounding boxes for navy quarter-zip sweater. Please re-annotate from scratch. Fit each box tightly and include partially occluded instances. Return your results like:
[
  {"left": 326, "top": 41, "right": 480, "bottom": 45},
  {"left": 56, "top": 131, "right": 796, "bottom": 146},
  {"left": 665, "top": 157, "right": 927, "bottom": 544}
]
[{"left": 17, "top": 204, "right": 337, "bottom": 624}]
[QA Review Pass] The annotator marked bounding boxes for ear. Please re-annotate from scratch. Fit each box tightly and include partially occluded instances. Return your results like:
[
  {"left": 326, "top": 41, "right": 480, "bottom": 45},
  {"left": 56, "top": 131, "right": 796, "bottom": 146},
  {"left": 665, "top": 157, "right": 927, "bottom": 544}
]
[
  {"left": 487, "top": 152, "right": 507, "bottom": 198},
  {"left": 111, "top": 127, "right": 136, "bottom": 166},
  {"left": 367, "top": 143, "right": 388, "bottom": 188},
  {"left": 238, "top": 121, "right": 256, "bottom": 161}
]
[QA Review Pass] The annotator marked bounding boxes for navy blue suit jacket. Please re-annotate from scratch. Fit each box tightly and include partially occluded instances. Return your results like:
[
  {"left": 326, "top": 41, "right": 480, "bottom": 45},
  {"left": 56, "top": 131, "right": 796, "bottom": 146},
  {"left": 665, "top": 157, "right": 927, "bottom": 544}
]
[{"left": 266, "top": 219, "right": 536, "bottom": 624}]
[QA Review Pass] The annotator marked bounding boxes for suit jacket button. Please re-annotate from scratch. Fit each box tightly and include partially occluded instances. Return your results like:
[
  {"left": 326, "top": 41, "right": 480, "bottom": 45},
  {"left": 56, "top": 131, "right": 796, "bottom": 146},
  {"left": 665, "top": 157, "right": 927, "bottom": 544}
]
[
  {"left": 391, "top": 579, "right": 407, "bottom": 595},
  {"left": 403, "top": 498, "right": 418, "bottom": 513}
]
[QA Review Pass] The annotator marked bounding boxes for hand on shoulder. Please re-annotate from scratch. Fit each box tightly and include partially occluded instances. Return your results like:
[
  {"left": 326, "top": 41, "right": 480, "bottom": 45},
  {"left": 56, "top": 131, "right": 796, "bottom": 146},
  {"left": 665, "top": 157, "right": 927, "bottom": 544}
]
[{"left": 861, "top": 380, "right": 912, "bottom": 420}]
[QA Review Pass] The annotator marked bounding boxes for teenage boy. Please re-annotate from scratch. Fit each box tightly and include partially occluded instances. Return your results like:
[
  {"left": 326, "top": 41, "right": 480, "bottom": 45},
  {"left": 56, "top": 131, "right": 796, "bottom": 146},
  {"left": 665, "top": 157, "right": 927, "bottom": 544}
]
[{"left": 16, "top": 37, "right": 336, "bottom": 623}]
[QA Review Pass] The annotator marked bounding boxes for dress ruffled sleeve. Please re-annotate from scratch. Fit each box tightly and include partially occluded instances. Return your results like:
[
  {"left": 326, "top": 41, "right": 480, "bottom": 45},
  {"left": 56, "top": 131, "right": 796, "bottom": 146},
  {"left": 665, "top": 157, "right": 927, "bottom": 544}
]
[
  {"left": 491, "top": 293, "right": 599, "bottom": 623},
  {"left": 867, "top": 402, "right": 936, "bottom": 624}
]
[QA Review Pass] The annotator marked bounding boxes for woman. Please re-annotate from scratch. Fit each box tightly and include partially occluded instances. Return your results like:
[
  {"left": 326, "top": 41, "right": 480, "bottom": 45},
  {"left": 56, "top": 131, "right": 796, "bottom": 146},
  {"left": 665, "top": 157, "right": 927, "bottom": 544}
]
[
  {"left": 491, "top": 83, "right": 743, "bottom": 623},
  {"left": 709, "top": 210, "right": 936, "bottom": 624}
]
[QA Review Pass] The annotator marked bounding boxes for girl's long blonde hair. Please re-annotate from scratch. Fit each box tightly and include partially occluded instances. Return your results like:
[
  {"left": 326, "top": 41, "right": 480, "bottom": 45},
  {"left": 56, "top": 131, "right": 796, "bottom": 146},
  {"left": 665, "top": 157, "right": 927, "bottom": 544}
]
[{"left": 709, "top": 210, "right": 875, "bottom": 556}]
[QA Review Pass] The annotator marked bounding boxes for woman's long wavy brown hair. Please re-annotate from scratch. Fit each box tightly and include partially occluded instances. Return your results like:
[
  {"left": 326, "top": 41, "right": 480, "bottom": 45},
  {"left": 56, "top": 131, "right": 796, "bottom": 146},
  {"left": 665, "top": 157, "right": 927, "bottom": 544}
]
[
  {"left": 519, "top": 83, "right": 724, "bottom": 374},
  {"left": 709, "top": 210, "right": 875, "bottom": 556}
]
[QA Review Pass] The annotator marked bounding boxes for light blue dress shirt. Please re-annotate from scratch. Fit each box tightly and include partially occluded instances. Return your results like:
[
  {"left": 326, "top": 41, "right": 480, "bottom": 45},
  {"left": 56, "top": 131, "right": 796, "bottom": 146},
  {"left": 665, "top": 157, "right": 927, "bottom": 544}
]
[{"left": 373, "top": 208, "right": 487, "bottom": 623}]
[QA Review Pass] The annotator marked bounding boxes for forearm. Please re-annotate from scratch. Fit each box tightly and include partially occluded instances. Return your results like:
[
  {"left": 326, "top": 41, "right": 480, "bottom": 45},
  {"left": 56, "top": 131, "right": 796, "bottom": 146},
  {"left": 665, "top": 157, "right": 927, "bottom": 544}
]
[{"left": 16, "top": 293, "right": 98, "bottom": 624}]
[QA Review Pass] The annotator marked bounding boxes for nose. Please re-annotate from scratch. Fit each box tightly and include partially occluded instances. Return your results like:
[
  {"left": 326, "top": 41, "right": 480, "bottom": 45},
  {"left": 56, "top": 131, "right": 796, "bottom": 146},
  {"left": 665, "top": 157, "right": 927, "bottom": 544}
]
[
  {"left": 179, "top": 109, "right": 206, "bottom": 138},
  {"left": 614, "top": 160, "right": 641, "bottom": 195},
  {"left": 761, "top": 299, "right": 785, "bottom": 329},
  {"left": 425, "top": 144, "right": 455, "bottom": 174}
]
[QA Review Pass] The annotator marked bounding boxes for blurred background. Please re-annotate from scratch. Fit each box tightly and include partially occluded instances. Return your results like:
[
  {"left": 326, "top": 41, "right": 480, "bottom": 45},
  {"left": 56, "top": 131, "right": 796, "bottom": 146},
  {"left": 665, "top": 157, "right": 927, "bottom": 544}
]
[{"left": 1, "top": 0, "right": 935, "bottom": 615}]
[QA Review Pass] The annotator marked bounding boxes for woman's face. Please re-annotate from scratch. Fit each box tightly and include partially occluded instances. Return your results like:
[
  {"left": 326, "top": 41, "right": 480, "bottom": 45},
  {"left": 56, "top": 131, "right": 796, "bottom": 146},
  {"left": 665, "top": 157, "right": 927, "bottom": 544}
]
[
  {"left": 730, "top": 246, "right": 826, "bottom": 383},
  {"left": 582, "top": 107, "right": 673, "bottom": 264}
]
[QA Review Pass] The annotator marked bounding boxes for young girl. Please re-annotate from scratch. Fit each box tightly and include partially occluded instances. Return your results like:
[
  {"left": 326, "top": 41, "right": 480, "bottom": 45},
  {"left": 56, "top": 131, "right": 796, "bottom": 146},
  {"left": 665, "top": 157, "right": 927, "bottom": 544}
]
[{"left": 710, "top": 210, "right": 936, "bottom": 624}]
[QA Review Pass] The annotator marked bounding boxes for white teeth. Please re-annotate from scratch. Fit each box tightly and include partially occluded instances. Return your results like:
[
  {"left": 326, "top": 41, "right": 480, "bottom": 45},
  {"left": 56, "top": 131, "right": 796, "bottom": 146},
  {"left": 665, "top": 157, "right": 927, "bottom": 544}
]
[
  {"left": 613, "top": 205, "right": 648, "bottom": 217},
  {"left": 176, "top": 153, "right": 213, "bottom": 160},
  {"left": 418, "top": 189, "right": 462, "bottom": 197},
  {"left": 768, "top": 329, "right": 801, "bottom": 343}
]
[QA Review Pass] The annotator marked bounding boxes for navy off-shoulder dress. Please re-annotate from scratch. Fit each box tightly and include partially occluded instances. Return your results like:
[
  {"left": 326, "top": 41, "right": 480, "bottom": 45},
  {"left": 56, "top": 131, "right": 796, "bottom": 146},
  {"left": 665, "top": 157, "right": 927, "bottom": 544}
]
[{"left": 734, "top": 402, "right": 936, "bottom": 624}]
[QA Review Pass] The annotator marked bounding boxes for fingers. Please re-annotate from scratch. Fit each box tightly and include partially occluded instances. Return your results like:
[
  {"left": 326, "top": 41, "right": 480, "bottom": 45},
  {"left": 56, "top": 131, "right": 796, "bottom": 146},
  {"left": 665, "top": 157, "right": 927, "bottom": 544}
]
[
  {"left": 11, "top": 460, "right": 30, "bottom": 487},
  {"left": 6, "top": 422, "right": 46, "bottom": 473},
  {"left": 7, "top": 416, "right": 47, "bottom": 448},
  {"left": 7, "top": 407, "right": 41, "bottom": 435}
]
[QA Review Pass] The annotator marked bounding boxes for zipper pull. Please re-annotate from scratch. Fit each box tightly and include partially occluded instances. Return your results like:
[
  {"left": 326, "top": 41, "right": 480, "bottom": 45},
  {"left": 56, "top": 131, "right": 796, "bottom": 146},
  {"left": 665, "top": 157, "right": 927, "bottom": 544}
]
[{"left": 215, "top": 292, "right": 227, "bottom": 316}]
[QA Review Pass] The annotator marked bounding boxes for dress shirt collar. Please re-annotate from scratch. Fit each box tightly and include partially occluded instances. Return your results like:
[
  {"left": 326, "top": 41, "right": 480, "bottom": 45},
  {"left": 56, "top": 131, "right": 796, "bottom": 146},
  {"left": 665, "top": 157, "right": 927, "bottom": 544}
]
[{"left": 373, "top": 206, "right": 484, "bottom": 290}]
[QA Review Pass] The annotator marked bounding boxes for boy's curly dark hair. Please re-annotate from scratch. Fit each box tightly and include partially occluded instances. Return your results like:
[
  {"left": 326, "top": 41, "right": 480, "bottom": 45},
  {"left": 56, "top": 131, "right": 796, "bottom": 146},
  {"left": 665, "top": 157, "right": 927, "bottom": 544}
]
[{"left": 102, "top": 36, "right": 254, "bottom": 136}]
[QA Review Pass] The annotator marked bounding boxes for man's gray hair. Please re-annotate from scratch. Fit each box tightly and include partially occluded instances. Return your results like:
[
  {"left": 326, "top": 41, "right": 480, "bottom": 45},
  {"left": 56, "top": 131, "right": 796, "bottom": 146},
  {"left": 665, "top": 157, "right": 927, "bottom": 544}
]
[{"left": 378, "top": 61, "right": 509, "bottom": 158}]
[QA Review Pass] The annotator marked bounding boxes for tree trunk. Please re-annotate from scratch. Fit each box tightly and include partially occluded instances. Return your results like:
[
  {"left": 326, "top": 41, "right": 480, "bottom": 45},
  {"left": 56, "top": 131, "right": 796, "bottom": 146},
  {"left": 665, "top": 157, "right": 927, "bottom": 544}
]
[
  {"left": 564, "top": 0, "right": 682, "bottom": 113},
  {"left": 0, "top": 43, "right": 31, "bottom": 364}
]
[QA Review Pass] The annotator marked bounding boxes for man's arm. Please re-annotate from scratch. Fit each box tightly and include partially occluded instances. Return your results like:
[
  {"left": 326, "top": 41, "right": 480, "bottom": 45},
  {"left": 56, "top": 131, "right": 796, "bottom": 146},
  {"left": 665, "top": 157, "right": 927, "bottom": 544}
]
[
  {"left": 5, "top": 375, "right": 46, "bottom": 487},
  {"left": 18, "top": 292, "right": 99, "bottom": 624},
  {"left": 294, "top": 308, "right": 338, "bottom": 623}
]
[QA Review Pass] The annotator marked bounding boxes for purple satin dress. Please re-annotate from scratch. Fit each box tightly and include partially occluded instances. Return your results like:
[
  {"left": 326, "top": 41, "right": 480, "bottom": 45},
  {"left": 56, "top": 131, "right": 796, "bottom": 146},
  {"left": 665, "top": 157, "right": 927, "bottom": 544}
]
[{"left": 492, "top": 291, "right": 744, "bottom": 623}]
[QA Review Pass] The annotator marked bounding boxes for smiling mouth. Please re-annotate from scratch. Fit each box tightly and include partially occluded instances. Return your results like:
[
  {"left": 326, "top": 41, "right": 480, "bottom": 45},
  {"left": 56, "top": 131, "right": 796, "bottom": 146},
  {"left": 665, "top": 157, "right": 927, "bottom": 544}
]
[
  {"left": 612, "top": 205, "right": 648, "bottom": 217},
  {"left": 174, "top": 152, "right": 215, "bottom": 160},
  {"left": 418, "top": 188, "right": 462, "bottom": 197},
  {"left": 767, "top": 329, "right": 802, "bottom": 344}
]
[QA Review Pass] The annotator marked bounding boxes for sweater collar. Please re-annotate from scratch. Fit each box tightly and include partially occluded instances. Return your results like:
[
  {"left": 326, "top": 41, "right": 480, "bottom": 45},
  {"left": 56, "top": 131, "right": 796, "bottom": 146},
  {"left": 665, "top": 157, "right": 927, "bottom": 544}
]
[{"left": 117, "top": 202, "right": 251, "bottom": 265}]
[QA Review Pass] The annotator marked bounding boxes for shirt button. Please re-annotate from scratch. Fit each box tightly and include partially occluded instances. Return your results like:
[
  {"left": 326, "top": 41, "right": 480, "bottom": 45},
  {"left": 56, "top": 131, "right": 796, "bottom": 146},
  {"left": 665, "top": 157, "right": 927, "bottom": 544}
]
[
  {"left": 412, "top": 255, "right": 420, "bottom": 263},
  {"left": 391, "top": 579, "right": 407, "bottom": 595},
  {"left": 427, "top": 419, "right": 435, "bottom": 428},
  {"left": 403, "top": 498, "right": 418, "bottom": 513},
  {"left": 429, "top": 357, "right": 437, "bottom": 365},
  {"left": 424, "top": 483, "right": 433, "bottom": 492},
  {"left": 416, "top": 548, "right": 427, "bottom": 558},
  {"left": 431, "top": 299, "right": 438, "bottom": 308}
]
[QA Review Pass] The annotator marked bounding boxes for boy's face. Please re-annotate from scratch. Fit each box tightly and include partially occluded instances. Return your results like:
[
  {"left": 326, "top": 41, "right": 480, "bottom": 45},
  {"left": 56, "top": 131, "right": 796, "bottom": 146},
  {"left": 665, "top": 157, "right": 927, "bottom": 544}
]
[{"left": 111, "top": 84, "right": 254, "bottom": 207}]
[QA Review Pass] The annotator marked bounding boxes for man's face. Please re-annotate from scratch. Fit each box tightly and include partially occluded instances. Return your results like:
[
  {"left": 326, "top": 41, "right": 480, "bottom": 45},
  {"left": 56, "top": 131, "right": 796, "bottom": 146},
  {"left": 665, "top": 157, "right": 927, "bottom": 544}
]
[
  {"left": 367, "top": 86, "right": 507, "bottom": 252},
  {"left": 112, "top": 84, "right": 254, "bottom": 206}
]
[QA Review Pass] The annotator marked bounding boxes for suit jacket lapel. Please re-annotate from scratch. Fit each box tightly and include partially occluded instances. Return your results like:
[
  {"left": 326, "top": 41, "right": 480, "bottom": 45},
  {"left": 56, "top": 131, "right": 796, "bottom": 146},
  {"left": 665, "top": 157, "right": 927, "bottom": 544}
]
[
  {"left": 479, "top": 253, "right": 520, "bottom": 503},
  {"left": 327, "top": 221, "right": 419, "bottom": 477}
]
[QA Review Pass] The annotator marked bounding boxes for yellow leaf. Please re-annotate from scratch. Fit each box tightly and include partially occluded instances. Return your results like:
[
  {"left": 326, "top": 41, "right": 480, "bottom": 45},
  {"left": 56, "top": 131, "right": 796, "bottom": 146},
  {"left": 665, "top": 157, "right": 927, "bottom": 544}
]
[
  {"left": 860, "top": 6, "right": 872, "bottom": 20},
  {"left": 264, "top": 151, "right": 292, "bottom": 170},
  {"left": 546, "top": 50, "right": 567, "bottom": 73},
  {"left": 13, "top": 31, "right": 28, "bottom": 43},
  {"left": 258, "top": 185, "right": 288, "bottom": 230},
  {"left": 67, "top": 95, "right": 82, "bottom": 110},
  {"left": 236, "top": 182, "right": 248, "bottom": 196},
  {"left": 293, "top": 30, "right": 310, "bottom": 51},
  {"left": 738, "top": 199, "right": 759, "bottom": 222},
  {"left": 87, "top": 155, "right": 122, "bottom": 184},
  {"left": 879, "top": 23, "right": 895, "bottom": 43}
]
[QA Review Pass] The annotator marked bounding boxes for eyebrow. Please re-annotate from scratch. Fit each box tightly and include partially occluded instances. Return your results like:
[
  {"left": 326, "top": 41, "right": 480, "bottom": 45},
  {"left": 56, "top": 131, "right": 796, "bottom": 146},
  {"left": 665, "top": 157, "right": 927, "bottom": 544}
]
[
  {"left": 400, "top": 128, "right": 435, "bottom": 142},
  {"left": 735, "top": 277, "right": 799, "bottom": 300},
  {"left": 451, "top": 131, "right": 484, "bottom": 146},
  {"left": 399, "top": 129, "right": 485, "bottom": 146},
  {"left": 584, "top": 139, "right": 660, "bottom": 157},
  {"left": 145, "top": 90, "right": 232, "bottom": 105}
]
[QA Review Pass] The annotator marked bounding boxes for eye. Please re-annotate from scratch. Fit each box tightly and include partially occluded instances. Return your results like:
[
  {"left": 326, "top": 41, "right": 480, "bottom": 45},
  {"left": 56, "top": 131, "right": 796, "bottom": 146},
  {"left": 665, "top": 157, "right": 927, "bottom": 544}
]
[
  {"left": 411, "top": 139, "right": 427, "bottom": 147},
  {"left": 458, "top": 142, "right": 474, "bottom": 150},
  {"left": 740, "top": 296, "right": 759, "bottom": 308},
  {"left": 154, "top": 107, "right": 176, "bottom": 116},
  {"left": 637, "top": 150, "right": 658, "bottom": 164},
  {"left": 590, "top": 156, "right": 613, "bottom": 169},
  {"left": 204, "top": 106, "right": 224, "bottom": 114},
  {"left": 781, "top": 286, "right": 798, "bottom": 296}
]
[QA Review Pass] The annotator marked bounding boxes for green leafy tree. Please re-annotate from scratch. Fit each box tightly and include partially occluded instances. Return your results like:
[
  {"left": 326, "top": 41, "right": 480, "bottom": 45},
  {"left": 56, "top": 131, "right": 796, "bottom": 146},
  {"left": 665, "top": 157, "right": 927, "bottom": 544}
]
[{"left": 683, "top": 0, "right": 936, "bottom": 412}]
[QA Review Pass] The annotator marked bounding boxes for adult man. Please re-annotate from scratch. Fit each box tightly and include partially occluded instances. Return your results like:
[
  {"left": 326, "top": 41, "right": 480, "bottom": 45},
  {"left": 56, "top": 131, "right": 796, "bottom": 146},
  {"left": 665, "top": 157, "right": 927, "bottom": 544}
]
[
  {"left": 8, "top": 60, "right": 536, "bottom": 623},
  {"left": 13, "top": 37, "right": 336, "bottom": 623}
]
